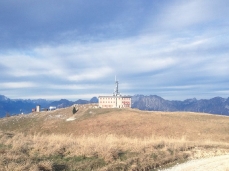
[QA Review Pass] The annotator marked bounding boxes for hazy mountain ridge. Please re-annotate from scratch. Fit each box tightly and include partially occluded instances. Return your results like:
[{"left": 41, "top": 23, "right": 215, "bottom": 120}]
[
  {"left": 132, "top": 95, "right": 229, "bottom": 116},
  {"left": 0, "top": 95, "right": 98, "bottom": 117},
  {"left": 1, "top": 94, "right": 229, "bottom": 117}
]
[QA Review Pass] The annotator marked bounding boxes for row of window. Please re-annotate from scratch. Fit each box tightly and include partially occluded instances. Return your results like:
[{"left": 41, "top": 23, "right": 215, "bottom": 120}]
[
  {"left": 100, "top": 101, "right": 115, "bottom": 103},
  {"left": 101, "top": 105, "right": 130, "bottom": 108},
  {"left": 100, "top": 98, "right": 121, "bottom": 100},
  {"left": 99, "top": 97, "right": 130, "bottom": 100},
  {"left": 100, "top": 101, "right": 130, "bottom": 104},
  {"left": 123, "top": 104, "right": 130, "bottom": 107},
  {"left": 102, "top": 105, "right": 113, "bottom": 108}
]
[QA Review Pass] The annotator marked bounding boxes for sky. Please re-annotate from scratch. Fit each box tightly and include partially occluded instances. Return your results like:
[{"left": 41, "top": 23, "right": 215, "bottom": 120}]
[{"left": 0, "top": 0, "right": 229, "bottom": 101}]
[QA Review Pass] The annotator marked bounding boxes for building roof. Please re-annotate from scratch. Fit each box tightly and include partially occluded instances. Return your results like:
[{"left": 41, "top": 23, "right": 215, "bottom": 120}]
[{"left": 98, "top": 95, "right": 131, "bottom": 98}]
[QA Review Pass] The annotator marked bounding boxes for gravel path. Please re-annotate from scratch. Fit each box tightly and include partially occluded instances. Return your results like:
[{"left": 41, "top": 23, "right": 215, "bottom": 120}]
[{"left": 163, "top": 154, "right": 229, "bottom": 171}]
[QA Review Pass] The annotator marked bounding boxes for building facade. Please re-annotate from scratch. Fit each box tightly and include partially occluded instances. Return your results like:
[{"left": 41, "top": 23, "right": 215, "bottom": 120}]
[
  {"left": 98, "top": 95, "right": 131, "bottom": 108},
  {"left": 98, "top": 79, "right": 131, "bottom": 108}
]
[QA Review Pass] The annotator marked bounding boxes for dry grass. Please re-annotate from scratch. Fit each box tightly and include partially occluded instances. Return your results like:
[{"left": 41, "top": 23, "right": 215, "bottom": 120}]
[
  {"left": 0, "top": 131, "right": 229, "bottom": 171},
  {"left": 1, "top": 107, "right": 229, "bottom": 142},
  {"left": 0, "top": 105, "right": 229, "bottom": 170}
]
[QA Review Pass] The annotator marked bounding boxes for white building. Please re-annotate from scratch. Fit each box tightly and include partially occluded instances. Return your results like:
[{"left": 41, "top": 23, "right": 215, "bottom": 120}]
[
  {"left": 98, "top": 79, "right": 131, "bottom": 108},
  {"left": 49, "top": 106, "right": 57, "bottom": 111}
]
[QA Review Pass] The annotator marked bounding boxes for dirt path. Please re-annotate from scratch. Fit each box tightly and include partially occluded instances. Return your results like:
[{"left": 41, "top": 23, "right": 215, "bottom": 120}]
[{"left": 163, "top": 154, "right": 229, "bottom": 171}]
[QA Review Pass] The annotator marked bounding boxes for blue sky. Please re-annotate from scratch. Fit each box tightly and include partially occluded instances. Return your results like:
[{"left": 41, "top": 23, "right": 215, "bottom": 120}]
[{"left": 0, "top": 0, "right": 229, "bottom": 100}]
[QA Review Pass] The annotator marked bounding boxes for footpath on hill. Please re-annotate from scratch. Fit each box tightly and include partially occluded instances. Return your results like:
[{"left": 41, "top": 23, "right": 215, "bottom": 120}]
[{"left": 163, "top": 154, "right": 229, "bottom": 171}]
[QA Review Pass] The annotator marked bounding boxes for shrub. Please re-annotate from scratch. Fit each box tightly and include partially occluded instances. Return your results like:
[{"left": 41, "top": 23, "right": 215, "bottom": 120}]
[{"left": 72, "top": 107, "right": 77, "bottom": 114}]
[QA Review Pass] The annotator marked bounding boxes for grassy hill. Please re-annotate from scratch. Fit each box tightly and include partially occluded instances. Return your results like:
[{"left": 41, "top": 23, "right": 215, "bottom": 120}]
[{"left": 0, "top": 104, "right": 229, "bottom": 170}]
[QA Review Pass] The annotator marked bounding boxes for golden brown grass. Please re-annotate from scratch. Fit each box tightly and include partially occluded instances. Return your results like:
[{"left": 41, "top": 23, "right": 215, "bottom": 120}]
[
  {"left": 1, "top": 131, "right": 229, "bottom": 171},
  {"left": 1, "top": 107, "right": 229, "bottom": 142},
  {"left": 0, "top": 105, "right": 229, "bottom": 170}
]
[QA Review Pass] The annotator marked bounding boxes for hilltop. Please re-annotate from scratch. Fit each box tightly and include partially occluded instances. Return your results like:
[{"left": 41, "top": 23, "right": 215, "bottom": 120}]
[
  {"left": 0, "top": 95, "right": 98, "bottom": 117},
  {"left": 0, "top": 105, "right": 229, "bottom": 170},
  {"left": 1, "top": 94, "right": 229, "bottom": 118},
  {"left": 1, "top": 104, "right": 229, "bottom": 140}
]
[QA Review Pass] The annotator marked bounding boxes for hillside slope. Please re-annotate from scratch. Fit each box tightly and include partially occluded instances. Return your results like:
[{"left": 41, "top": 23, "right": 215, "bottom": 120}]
[
  {"left": 1, "top": 104, "right": 229, "bottom": 141},
  {"left": 0, "top": 105, "right": 229, "bottom": 170}
]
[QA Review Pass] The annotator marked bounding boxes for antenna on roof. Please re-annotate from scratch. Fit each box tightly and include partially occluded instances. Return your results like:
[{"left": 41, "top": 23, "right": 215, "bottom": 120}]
[{"left": 113, "top": 75, "right": 120, "bottom": 96}]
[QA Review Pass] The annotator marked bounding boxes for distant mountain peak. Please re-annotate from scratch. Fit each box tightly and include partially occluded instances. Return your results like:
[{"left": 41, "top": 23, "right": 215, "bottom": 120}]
[
  {"left": 90, "top": 97, "right": 98, "bottom": 103},
  {"left": 0, "top": 95, "right": 9, "bottom": 101}
]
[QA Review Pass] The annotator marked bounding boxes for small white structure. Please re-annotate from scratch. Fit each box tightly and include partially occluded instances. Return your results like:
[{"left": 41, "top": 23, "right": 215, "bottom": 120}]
[
  {"left": 36, "top": 105, "right": 40, "bottom": 112},
  {"left": 49, "top": 106, "right": 57, "bottom": 111}
]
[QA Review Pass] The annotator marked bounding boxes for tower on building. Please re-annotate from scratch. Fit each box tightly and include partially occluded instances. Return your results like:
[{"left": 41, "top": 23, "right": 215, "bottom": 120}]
[
  {"left": 113, "top": 76, "right": 120, "bottom": 96},
  {"left": 98, "top": 77, "right": 131, "bottom": 108}
]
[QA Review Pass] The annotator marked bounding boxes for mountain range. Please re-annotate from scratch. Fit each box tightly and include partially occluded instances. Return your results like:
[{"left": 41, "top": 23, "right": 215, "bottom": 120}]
[
  {"left": 0, "top": 95, "right": 98, "bottom": 118},
  {"left": 0, "top": 94, "right": 229, "bottom": 118},
  {"left": 131, "top": 95, "right": 229, "bottom": 116}
]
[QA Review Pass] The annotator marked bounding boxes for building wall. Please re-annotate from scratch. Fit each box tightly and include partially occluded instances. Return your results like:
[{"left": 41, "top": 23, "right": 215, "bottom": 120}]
[
  {"left": 122, "top": 96, "right": 131, "bottom": 108},
  {"left": 99, "top": 96, "right": 131, "bottom": 108},
  {"left": 98, "top": 96, "right": 116, "bottom": 108}
]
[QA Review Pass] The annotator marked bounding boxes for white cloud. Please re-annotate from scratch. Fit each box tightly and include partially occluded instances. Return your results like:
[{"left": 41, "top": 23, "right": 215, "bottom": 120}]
[
  {"left": 143, "top": 0, "right": 229, "bottom": 33},
  {"left": 160, "top": 1, "right": 211, "bottom": 28},
  {"left": 67, "top": 67, "right": 113, "bottom": 82},
  {"left": 0, "top": 82, "right": 37, "bottom": 89},
  {"left": 0, "top": 0, "right": 229, "bottom": 100},
  {"left": 49, "top": 84, "right": 97, "bottom": 90},
  {"left": 32, "top": 34, "right": 179, "bottom": 78},
  {"left": 1, "top": 27, "right": 229, "bottom": 100}
]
